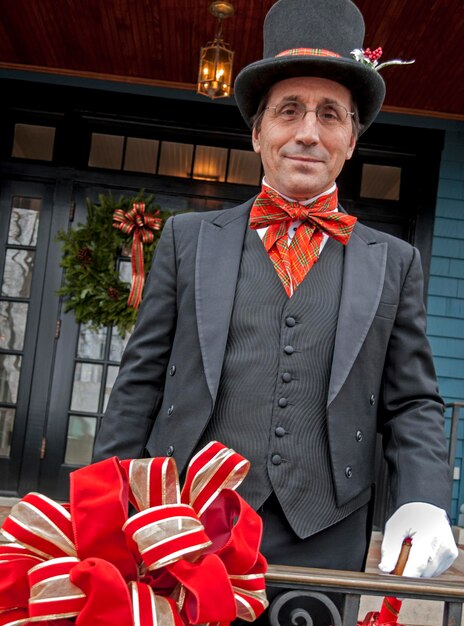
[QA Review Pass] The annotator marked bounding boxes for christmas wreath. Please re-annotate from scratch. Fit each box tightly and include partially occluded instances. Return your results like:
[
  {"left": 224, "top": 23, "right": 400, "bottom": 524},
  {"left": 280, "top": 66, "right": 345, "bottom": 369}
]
[{"left": 57, "top": 192, "right": 169, "bottom": 336}]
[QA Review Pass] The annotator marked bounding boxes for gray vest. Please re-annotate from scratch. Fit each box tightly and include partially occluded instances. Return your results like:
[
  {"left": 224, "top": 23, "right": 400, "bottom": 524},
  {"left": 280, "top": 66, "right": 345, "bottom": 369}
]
[{"left": 198, "top": 228, "right": 370, "bottom": 538}]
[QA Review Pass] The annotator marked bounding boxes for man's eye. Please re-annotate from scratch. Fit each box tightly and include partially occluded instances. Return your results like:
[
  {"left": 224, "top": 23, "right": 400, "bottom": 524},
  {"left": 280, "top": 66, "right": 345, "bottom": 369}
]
[
  {"left": 278, "top": 104, "right": 300, "bottom": 117},
  {"left": 319, "top": 107, "right": 339, "bottom": 121}
]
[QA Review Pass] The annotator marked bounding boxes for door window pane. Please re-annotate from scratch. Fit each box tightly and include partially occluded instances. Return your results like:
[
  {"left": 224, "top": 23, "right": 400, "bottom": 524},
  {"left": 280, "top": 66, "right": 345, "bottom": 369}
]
[
  {"left": 64, "top": 415, "right": 97, "bottom": 465},
  {"left": 109, "top": 328, "right": 131, "bottom": 362},
  {"left": 227, "top": 149, "right": 262, "bottom": 185},
  {"left": 70, "top": 363, "right": 103, "bottom": 412},
  {"left": 0, "top": 354, "right": 22, "bottom": 403},
  {"left": 118, "top": 259, "right": 132, "bottom": 284},
  {"left": 77, "top": 325, "right": 108, "bottom": 360},
  {"left": 8, "top": 197, "right": 41, "bottom": 246},
  {"left": 158, "top": 141, "right": 193, "bottom": 178},
  {"left": 103, "top": 366, "right": 120, "bottom": 411},
  {"left": 0, "top": 408, "right": 15, "bottom": 457},
  {"left": 12, "top": 124, "right": 55, "bottom": 161},
  {"left": 0, "top": 302, "right": 29, "bottom": 350},
  {"left": 360, "top": 164, "right": 402, "bottom": 201},
  {"left": 0, "top": 193, "right": 43, "bottom": 466},
  {"left": 1, "top": 249, "right": 35, "bottom": 297},
  {"left": 193, "top": 145, "right": 227, "bottom": 182},
  {"left": 88, "top": 133, "right": 124, "bottom": 170}
]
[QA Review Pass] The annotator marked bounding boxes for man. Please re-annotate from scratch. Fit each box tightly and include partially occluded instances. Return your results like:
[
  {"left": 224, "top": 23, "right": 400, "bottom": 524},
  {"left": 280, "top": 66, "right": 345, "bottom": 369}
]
[{"left": 94, "top": 0, "right": 457, "bottom": 603}]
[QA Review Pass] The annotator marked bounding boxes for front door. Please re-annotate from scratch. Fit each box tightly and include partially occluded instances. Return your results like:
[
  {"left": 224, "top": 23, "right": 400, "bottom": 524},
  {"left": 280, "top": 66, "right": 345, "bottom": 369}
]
[
  {"left": 0, "top": 179, "right": 67, "bottom": 494},
  {"left": 38, "top": 181, "right": 138, "bottom": 499}
]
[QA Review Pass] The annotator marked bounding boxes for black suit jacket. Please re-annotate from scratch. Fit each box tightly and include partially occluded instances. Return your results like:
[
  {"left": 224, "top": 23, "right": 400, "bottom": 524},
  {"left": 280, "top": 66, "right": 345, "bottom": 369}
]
[{"left": 94, "top": 199, "right": 452, "bottom": 517}]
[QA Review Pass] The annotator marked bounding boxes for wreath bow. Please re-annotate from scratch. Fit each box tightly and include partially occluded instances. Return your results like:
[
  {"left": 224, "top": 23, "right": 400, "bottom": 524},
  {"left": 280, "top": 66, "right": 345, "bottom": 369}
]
[
  {"left": 113, "top": 202, "right": 163, "bottom": 309},
  {"left": 0, "top": 441, "right": 268, "bottom": 626}
]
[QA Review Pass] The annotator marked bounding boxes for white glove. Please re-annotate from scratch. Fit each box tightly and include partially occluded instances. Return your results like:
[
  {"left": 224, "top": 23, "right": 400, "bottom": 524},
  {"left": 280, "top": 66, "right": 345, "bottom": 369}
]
[{"left": 379, "top": 502, "right": 458, "bottom": 577}]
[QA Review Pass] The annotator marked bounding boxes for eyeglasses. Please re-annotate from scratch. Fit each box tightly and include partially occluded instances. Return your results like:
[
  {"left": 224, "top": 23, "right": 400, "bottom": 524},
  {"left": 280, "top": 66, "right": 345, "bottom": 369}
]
[{"left": 264, "top": 101, "right": 355, "bottom": 127}]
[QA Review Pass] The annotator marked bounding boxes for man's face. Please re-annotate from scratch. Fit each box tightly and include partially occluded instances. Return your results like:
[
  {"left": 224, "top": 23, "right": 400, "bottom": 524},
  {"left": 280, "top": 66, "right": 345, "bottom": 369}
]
[{"left": 252, "top": 76, "right": 357, "bottom": 200}]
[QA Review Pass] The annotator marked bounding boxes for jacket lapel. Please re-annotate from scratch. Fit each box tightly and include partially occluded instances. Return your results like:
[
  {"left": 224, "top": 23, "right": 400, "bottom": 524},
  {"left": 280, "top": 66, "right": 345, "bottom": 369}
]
[
  {"left": 195, "top": 200, "right": 253, "bottom": 401},
  {"left": 328, "top": 222, "right": 387, "bottom": 405},
  {"left": 195, "top": 203, "right": 388, "bottom": 407}
]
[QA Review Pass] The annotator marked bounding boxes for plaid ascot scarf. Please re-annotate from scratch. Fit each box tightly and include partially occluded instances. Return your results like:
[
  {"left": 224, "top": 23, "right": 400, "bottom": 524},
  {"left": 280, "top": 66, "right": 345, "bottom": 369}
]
[{"left": 249, "top": 186, "right": 357, "bottom": 296}]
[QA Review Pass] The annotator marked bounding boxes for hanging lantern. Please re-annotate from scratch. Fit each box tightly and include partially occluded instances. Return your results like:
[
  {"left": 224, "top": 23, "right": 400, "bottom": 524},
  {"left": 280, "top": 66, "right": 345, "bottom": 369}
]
[{"left": 197, "top": 1, "right": 235, "bottom": 99}]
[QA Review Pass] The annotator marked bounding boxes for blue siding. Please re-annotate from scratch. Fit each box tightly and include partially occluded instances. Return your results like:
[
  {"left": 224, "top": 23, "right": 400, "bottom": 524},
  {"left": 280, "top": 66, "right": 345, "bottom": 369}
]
[{"left": 427, "top": 128, "right": 464, "bottom": 523}]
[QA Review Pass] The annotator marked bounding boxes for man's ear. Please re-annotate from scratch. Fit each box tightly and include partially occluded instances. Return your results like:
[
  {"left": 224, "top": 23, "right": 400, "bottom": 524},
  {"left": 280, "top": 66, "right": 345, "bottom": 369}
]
[
  {"left": 252, "top": 126, "right": 261, "bottom": 154},
  {"left": 346, "top": 133, "right": 356, "bottom": 160}
]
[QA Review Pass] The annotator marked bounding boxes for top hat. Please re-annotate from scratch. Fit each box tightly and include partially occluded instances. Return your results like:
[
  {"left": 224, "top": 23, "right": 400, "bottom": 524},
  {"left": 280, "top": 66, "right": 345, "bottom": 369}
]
[{"left": 234, "top": 0, "right": 385, "bottom": 133}]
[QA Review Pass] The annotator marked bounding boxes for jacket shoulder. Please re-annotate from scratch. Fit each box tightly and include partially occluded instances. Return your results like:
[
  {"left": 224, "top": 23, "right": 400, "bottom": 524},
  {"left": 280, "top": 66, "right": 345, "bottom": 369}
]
[{"left": 354, "top": 220, "right": 417, "bottom": 256}]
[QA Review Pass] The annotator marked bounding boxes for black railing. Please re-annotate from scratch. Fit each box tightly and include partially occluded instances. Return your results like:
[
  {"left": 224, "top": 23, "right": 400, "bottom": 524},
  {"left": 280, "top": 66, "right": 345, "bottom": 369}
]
[{"left": 266, "top": 564, "right": 464, "bottom": 626}]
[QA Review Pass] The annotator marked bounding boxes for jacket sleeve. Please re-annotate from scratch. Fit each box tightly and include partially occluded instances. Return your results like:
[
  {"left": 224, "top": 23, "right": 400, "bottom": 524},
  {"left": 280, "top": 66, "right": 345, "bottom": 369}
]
[
  {"left": 379, "top": 247, "right": 452, "bottom": 514},
  {"left": 92, "top": 216, "right": 177, "bottom": 461}
]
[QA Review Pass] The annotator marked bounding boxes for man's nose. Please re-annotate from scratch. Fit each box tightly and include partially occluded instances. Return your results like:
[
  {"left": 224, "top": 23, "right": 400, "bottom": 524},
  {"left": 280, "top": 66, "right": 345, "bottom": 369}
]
[{"left": 294, "top": 110, "right": 320, "bottom": 144}]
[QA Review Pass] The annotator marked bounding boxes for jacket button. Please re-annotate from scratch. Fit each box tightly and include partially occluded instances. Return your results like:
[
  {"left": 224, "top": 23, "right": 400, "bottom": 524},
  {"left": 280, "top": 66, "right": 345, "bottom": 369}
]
[
  {"left": 285, "top": 316, "right": 296, "bottom": 327},
  {"left": 282, "top": 372, "right": 292, "bottom": 383},
  {"left": 169, "top": 365, "right": 176, "bottom": 376},
  {"left": 167, "top": 405, "right": 174, "bottom": 415},
  {"left": 345, "top": 466, "right": 353, "bottom": 479},
  {"left": 356, "top": 430, "right": 363, "bottom": 442},
  {"left": 166, "top": 445, "right": 175, "bottom": 457},
  {"left": 284, "top": 345, "right": 294, "bottom": 355},
  {"left": 278, "top": 397, "right": 288, "bottom": 408},
  {"left": 275, "top": 426, "right": 286, "bottom": 437},
  {"left": 369, "top": 394, "right": 376, "bottom": 406},
  {"left": 271, "top": 454, "right": 282, "bottom": 465}
]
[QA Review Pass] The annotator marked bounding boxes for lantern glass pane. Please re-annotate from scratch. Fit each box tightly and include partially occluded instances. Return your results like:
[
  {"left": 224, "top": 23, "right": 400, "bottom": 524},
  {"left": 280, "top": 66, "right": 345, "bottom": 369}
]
[{"left": 197, "top": 44, "right": 234, "bottom": 99}]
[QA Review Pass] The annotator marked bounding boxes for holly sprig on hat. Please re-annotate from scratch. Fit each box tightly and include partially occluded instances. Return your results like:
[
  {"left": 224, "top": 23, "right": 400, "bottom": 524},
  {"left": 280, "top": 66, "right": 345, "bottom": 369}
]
[{"left": 351, "top": 47, "right": 414, "bottom": 71}]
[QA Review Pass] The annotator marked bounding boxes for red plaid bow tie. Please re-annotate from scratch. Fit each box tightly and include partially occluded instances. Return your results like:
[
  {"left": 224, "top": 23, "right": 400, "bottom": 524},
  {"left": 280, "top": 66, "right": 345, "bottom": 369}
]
[{"left": 249, "top": 186, "right": 357, "bottom": 296}]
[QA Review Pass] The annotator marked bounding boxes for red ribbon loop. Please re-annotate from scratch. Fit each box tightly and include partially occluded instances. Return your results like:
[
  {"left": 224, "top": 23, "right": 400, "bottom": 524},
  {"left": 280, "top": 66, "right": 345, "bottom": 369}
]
[
  {"left": 0, "top": 442, "right": 268, "bottom": 625},
  {"left": 28, "top": 557, "right": 85, "bottom": 620},
  {"left": 113, "top": 201, "right": 163, "bottom": 309}
]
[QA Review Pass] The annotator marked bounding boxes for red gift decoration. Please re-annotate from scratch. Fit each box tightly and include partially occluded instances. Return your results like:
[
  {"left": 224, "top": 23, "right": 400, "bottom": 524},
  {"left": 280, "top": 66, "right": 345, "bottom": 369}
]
[
  {"left": 113, "top": 201, "right": 163, "bottom": 309},
  {"left": 0, "top": 441, "right": 268, "bottom": 626}
]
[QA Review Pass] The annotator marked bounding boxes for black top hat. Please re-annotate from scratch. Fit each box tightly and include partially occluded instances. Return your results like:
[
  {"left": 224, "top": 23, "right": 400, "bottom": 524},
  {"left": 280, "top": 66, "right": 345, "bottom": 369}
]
[{"left": 234, "top": 0, "right": 385, "bottom": 133}]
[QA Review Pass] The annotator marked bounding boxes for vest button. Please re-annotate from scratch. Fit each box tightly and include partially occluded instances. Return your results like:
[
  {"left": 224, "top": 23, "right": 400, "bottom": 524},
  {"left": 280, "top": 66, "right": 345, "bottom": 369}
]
[
  {"left": 282, "top": 372, "right": 292, "bottom": 383},
  {"left": 369, "top": 394, "right": 376, "bottom": 406},
  {"left": 275, "top": 426, "right": 286, "bottom": 437},
  {"left": 278, "top": 397, "right": 288, "bottom": 408},
  {"left": 285, "top": 316, "right": 296, "bottom": 327},
  {"left": 284, "top": 345, "right": 294, "bottom": 355},
  {"left": 271, "top": 454, "right": 282, "bottom": 465},
  {"left": 345, "top": 466, "right": 353, "bottom": 478},
  {"left": 356, "top": 429, "right": 363, "bottom": 442},
  {"left": 166, "top": 445, "right": 175, "bottom": 457},
  {"left": 169, "top": 365, "right": 176, "bottom": 376},
  {"left": 167, "top": 405, "right": 174, "bottom": 416}
]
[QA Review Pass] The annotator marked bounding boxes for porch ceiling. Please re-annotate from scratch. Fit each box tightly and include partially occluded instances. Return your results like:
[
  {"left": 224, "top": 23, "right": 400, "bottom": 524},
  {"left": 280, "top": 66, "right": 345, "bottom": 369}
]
[{"left": 0, "top": 0, "right": 462, "bottom": 120}]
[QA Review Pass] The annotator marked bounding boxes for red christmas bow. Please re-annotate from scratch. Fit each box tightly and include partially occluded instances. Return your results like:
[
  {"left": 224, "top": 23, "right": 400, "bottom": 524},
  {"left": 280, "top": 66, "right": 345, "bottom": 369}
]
[
  {"left": 113, "top": 201, "right": 163, "bottom": 309},
  {"left": 250, "top": 186, "right": 357, "bottom": 296},
  {"left": 0, "top": 442, "right": 268, "bottom": 626}
]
